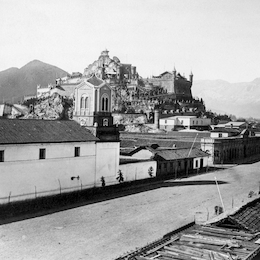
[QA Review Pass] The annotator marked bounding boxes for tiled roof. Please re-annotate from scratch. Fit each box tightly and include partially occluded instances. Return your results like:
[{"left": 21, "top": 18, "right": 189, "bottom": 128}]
[
  {"left": 0, "top": 119, "right": 99, "bottom": 144},
  {"left": 225, "top": 121, "right": 246, "bottom": 127},
  {"left": 87, "top": 75, "right": 104, "bottom": 86},
  {"left": 155, "top": 148, "right": 209, "bottom": 160},
  {"left": 221, "top": 198, "right": 260, "bottom": 233},
  {"left": 120, "top": 138, "right": 177, "bottom": 148},
  {"left": 120, "top": 157, "right": 151, "bottom": 165},
  {"left": 211, "top": 128, "right": 240, "bottom": 134},
  {"left": 126, "top": 146, "right": 209, "bottom": 160}
]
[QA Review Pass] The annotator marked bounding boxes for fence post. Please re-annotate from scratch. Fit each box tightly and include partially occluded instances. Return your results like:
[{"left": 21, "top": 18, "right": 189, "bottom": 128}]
[
  {"left": 8, "top": 191, "right": 11, "bottom": 203},
  {"left": 58, "top": 179, "right": 61, "bottom": 195}
]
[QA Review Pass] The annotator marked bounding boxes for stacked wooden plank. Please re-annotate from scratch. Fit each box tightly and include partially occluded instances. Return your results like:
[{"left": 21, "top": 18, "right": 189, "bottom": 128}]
[{"left": 132, "top": 225, "right": 260, "bottom": 260}]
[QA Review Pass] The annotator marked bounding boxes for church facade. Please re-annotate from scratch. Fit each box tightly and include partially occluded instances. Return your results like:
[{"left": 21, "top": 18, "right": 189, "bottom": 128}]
[{"left": 73, "top": 74, "right": 119, "bottom": 141}]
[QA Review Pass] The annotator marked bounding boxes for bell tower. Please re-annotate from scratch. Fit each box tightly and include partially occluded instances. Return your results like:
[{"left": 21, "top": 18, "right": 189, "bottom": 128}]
[{"left": 73, "top": 75, "right": 120, "bottom": 142}]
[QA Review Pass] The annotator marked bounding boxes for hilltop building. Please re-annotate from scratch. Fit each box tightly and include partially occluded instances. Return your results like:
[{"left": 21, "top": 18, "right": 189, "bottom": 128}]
[
  {"left": 35, "top": 49, "right": 206, "bottom": 123},
  {"left": 148, "top": 69, "right": 193, "bottom": 100}
]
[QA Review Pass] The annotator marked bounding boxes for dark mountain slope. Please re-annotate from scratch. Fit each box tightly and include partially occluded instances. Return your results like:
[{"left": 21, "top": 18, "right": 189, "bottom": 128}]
[{"left": 0, "top": 60, "right": 68, "bottom": 103}]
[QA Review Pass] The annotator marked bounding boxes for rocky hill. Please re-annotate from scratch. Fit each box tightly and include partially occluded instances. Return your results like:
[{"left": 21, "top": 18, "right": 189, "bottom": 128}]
[
  {"left": 22, "top": 94, "right": 73, "bottom": 120},
  {"left": 0, "top": 60, "right": 67, "bottom": 103},
  {"left": 192, "top": 78, "right": 260, "bottom": 119},
  {"left": 1, "top": 59, "right": 260, "bottom": 119}
]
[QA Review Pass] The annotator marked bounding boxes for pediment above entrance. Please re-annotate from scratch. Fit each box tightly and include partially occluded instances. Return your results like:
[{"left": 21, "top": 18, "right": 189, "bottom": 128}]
[{"left": 76, "top": 81, "right": 93, "bottom": 90}]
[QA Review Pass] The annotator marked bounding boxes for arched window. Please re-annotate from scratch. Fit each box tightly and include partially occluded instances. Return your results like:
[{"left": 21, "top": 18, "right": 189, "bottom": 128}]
[
  {"left": 103, "top": 118, "right": 108, "bottom": 126},
  {"left": 101, "top": 94, "right": 109, "bottom": 112},
  {"left": 85, "top": 97, "right": 88, "bottom": 109},
  {"left": 105, "top": 97, "right": 108, "bottom": 111},
  {"left": 80, "top": 97, "right": 84, "bottom": 109}
]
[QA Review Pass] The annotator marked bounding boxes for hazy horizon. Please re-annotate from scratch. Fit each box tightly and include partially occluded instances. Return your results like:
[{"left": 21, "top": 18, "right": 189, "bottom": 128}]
[{"left": 1, "top": 0, "right": 260, "bottom": 83}]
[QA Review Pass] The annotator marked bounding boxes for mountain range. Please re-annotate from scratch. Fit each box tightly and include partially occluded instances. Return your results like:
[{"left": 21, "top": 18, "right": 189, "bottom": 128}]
[
  {"left": 0, "top": 60, "right": 259, "bottom": 119},
  {"left": 0, "top": 60, "right": 67, "bottom": 103},
  {"left": 192, "top": 79, "right": 260, "bottom": 119}
]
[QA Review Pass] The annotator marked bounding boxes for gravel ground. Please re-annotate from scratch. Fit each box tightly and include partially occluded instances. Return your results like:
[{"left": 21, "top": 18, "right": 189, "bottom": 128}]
[{"left": 1, "top": 162, "right": 260, "bottom": 260}]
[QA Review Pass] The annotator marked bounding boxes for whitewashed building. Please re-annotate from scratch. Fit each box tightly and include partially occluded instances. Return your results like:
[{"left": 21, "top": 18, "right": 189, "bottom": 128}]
[
  {"left": 159, "top": 115, "right": 211, "bottom": 131},
  {"left": 0, "top": 119, "right": 119, "bottom": 204}
]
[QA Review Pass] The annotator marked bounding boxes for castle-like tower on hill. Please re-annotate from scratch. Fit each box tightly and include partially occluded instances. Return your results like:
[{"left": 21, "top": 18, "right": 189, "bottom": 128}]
[
  {"left": 147, "top": 68, "right": 193, "bottom": 101},
  {"left": 53, "top": 50, "right": 204, "bottom": 118}
]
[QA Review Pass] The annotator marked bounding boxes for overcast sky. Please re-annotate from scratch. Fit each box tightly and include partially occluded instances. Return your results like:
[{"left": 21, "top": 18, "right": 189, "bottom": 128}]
[{"left": 1, "top": 0, "right": 260, "bottom": 82}]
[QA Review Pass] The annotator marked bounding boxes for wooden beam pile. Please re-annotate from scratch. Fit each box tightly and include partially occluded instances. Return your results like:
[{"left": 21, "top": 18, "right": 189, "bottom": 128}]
[{"left": 133, "top": 225, "right": 260, "bottom": 260}]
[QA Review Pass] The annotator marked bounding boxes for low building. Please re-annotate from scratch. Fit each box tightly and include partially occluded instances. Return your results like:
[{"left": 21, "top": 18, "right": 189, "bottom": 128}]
[
  {"left": 51, "top": 72, "right": 83, "bottom": 98},
  {"left": 212, "top": 121, "right": 248, "bottom": 130},
  {"left": 0, "top": 119, "right": 120, "bottom": 204},
  {"left": 36, "top": 84, "right": 54, "bottom": 98},
  {"left": 122, "top": 145, "right": 209, "bottom": 177},
  {"left": 210, "top": 128, "right": 241, "bottom": 138},
  {"left": 159, "top": 115, "right": 211, "bottom": 131},
  {"left": 201, "top": 129, "right": 260, "bottom": 165}
]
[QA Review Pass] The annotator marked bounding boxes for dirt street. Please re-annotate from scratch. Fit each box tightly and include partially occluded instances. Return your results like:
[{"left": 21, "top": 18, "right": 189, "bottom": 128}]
[{"left": 1, "top": 162, "right": 260, "bottom": 260}]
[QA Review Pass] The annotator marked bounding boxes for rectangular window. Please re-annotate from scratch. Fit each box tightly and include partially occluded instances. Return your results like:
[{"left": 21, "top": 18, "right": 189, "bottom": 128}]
[
  {"left": 75, "top": 147, "right": 80, "bottom": 157},
  {"left": 39, "top": 148, "right": 46, "bottom": 159},
  {"left": 0, "top": 150, "right": 4, "bottom": 162},
  {"left": 196, "top": 160, "right": 198, "bottom": 168}
]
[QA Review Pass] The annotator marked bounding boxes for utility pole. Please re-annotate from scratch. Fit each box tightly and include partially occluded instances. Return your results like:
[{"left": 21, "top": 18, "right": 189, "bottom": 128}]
[
  {"left": 188, "top": 133, "right": 198, "bottom": 157},
  {"left": 215, "top": 176, "right": 226, "bottom": 212}
]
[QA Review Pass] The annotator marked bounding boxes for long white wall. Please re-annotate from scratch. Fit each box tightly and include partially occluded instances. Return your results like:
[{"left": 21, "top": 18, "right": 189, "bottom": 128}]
[
  {"left": 95, "top": 142, "right": 120, "bottom": 186},
  {"left": 119, "top": 161, "right": 157, "bottom": 182},
  {"left": 0, "top": 140, "right": 158, "bottom": 204},
  {"left": 0, "top": 141, "right": 122, "bottom": 204},
  {"left": 0, "top": 142, "right": 97, "bottom": 203}
]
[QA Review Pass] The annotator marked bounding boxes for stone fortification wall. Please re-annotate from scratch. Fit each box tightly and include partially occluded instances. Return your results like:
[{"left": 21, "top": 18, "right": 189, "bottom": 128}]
[{"left": 112, "top": 113, "right": 147, "bottom": 125}]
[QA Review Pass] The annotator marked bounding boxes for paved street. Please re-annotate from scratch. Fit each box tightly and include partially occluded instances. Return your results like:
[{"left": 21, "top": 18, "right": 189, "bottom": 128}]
[{"left": 1, "top": 162, "right": 260, "bottom": 260}]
